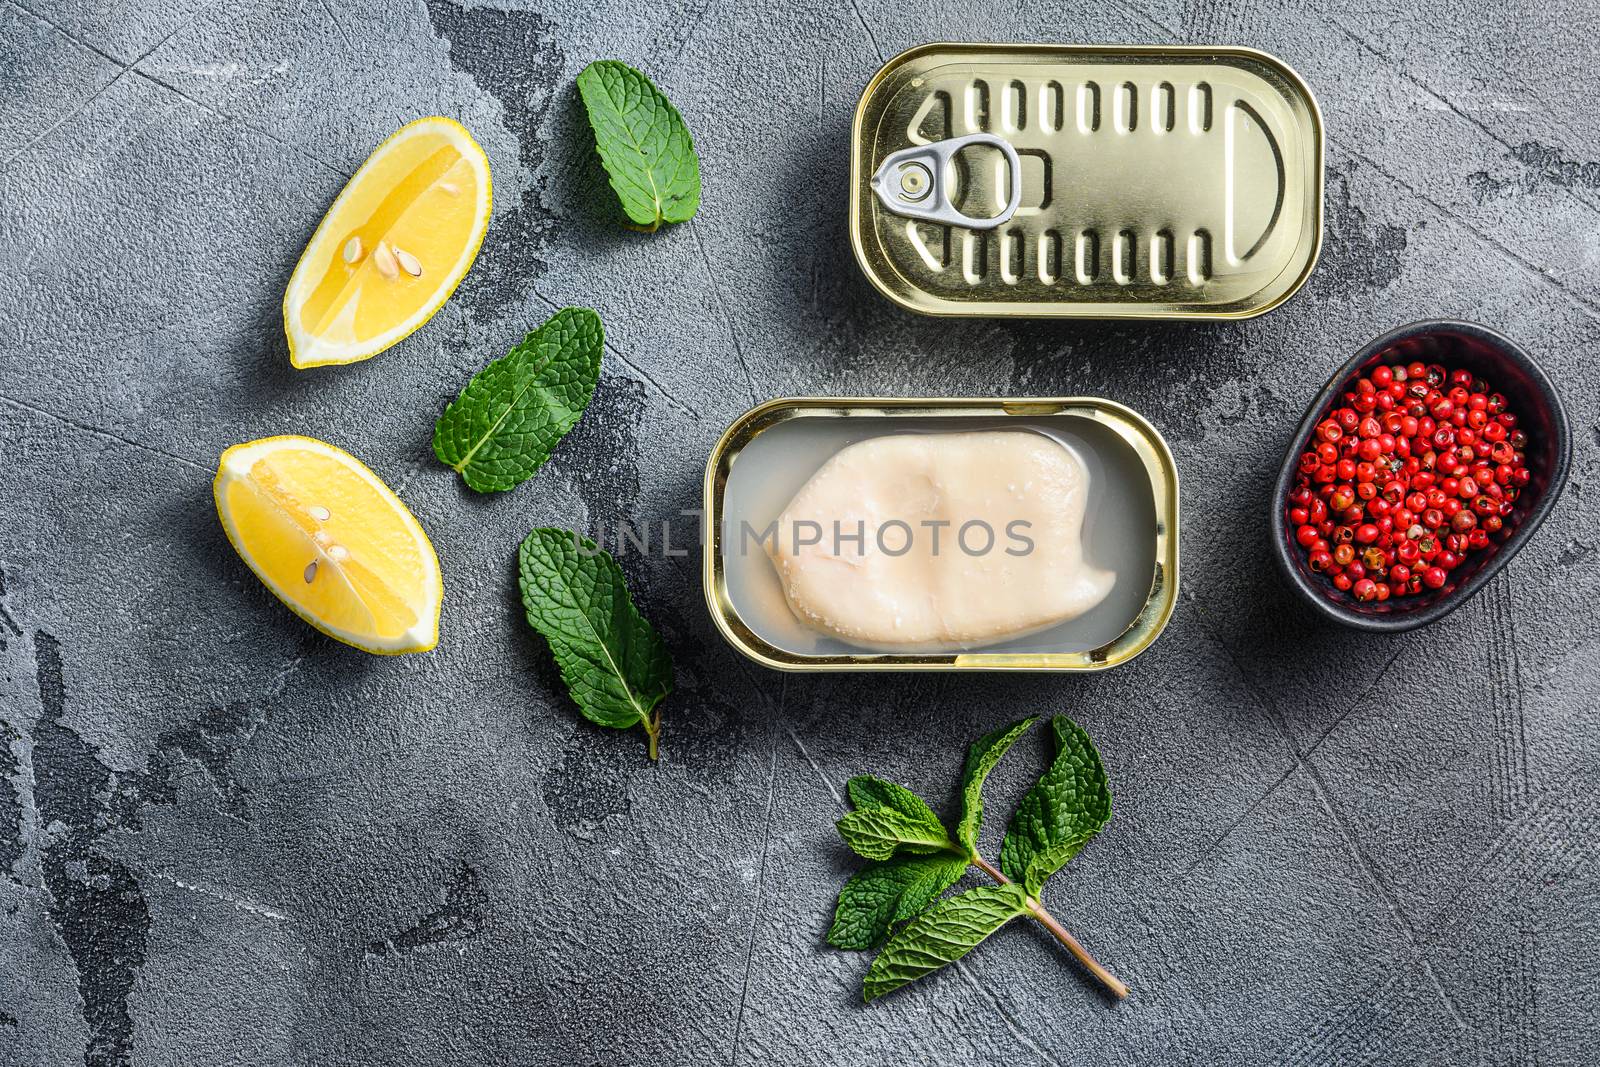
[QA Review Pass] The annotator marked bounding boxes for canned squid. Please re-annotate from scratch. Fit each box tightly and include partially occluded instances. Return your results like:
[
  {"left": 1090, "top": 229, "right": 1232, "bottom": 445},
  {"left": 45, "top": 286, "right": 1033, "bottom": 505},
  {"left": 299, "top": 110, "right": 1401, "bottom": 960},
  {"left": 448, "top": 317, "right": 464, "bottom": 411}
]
[
  {"left": 701, "top": 397, "right": 1180, "bottom": 671},
  {"left": 850, "top": 44, "right": 1324, "bottom": 319}
]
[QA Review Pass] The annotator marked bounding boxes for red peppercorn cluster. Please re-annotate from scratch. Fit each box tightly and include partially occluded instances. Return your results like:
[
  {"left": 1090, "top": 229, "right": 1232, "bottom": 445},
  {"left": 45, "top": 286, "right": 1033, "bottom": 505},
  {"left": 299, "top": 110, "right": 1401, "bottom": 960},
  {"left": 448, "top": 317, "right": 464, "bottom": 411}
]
[{"left": 1287, "top": 361, "right": 1531, "bottom": 603}]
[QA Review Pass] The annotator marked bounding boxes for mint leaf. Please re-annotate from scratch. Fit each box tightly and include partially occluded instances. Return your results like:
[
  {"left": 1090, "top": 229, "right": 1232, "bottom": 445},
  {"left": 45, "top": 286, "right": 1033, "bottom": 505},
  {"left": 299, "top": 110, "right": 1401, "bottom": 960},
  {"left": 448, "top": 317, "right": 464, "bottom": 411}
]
[
  {"left": 836, "top": 806, "right": 951, "bottom": 861},
  {"left": 827, "top": 854, "right": 968, "bottom": 951},
  {"left": 847, "top": 775, "right": 945, "bottom": 827},
  {"left": 516, "top": 528, "right": 673, "bottom": 758},
  {"left": 956, "top": 717, "right": 1036, "bottom": 855},
  {"left": 433, "top": 308, "right": 602, "bottom": 493},
  {"left": 837, "top": 775, "right": 953, "bottom": 859},
  {"left": 1000, "top": 717, "right": 1112, "bottom": 896},
  {"left": 577, "top": 60, "right": 701, "bottom": 232},
  {"left": 862, "top": 883, "right": 1029, "bottom": 1001}
]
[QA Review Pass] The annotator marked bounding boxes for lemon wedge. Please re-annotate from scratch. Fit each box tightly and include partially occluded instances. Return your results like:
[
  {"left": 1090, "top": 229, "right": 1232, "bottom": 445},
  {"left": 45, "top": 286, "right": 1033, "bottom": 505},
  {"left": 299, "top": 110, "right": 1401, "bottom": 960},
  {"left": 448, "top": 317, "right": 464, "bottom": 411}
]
[
  {"left": 284, "top": 117, "right": 491, "bottom": 368},
  {"left": 214, "top": 436, "right": 442, "bottom": 654}
]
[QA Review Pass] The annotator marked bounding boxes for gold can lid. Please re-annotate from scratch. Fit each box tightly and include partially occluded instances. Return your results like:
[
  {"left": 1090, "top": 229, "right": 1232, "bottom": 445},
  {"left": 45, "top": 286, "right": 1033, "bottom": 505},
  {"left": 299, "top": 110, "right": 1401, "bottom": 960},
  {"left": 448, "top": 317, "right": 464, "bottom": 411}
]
[{"left": 850, "top": 44, "right": 1324, "bottom": 319}]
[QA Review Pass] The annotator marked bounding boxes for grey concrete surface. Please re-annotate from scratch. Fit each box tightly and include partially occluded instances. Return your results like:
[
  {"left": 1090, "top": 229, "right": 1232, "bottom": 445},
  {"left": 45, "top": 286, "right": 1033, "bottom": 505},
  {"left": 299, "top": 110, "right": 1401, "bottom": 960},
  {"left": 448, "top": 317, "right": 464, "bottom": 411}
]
[{"left": 2, "top": 0, "right": 1597, "bottom": 1063}]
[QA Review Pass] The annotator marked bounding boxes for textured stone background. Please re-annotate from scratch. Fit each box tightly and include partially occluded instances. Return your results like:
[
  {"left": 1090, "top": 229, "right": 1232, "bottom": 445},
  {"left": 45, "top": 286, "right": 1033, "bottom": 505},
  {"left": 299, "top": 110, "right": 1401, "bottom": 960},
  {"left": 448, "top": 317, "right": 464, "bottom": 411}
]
[{"left": 2, "top": 0, "right": 1598, "bottom": 1063}]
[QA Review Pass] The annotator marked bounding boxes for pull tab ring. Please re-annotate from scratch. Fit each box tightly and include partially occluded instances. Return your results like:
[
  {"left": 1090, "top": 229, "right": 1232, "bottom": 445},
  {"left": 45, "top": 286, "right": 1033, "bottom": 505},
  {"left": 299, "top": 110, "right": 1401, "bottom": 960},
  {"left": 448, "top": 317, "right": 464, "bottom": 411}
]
[{"left": 869, "top": 133, "right": 1023, "bottom": 230}]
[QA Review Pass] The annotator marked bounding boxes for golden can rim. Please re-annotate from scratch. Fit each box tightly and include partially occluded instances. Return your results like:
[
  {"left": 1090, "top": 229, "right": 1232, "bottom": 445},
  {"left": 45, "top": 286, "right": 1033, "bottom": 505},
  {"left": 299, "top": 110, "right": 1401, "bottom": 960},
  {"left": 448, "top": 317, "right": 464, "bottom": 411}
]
[
  {"left": 849, "top": 42, "right": 1326, "bottom": 320},
  {"left": 700, "top": 396, "right": 1181, "bottom": 671}
]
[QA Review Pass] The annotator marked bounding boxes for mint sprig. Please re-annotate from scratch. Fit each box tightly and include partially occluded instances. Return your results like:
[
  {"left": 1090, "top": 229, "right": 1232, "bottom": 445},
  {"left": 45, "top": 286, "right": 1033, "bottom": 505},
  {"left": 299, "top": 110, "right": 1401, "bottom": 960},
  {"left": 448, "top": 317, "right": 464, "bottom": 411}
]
[
  {"left": 516, "top": 528, "right": 673, "bottom": 759},
  {"left": 827, "top": 716, "right": 1126, "bottom": 1002},
  {"left": 577, "top": 60, "right": 701, "bottom": 232},
  {"left": 433, "top": 308, "right": 602, "bottom": 493}
]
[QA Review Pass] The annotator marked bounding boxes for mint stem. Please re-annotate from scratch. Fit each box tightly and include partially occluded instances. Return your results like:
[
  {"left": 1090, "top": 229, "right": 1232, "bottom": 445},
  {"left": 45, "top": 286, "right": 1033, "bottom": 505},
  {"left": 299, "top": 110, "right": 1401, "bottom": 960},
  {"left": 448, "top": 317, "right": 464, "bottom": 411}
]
[
  {"left": 969, "top": 854, "right": 1128, "bottom": 999},
  {"left": 643, "top": 710, "right": 660, "bottom": 761}
]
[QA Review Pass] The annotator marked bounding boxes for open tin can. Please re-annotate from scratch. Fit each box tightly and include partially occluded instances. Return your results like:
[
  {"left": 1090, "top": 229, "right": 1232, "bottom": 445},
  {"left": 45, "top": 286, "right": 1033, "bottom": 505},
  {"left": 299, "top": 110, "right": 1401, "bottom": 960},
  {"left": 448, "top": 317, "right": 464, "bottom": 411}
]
[
  {"left": 851, "top": 44, "right": 1324, "bottom": 318},
  {"left": 701, "top": 398, "right": 1180, "bottom": 671}
]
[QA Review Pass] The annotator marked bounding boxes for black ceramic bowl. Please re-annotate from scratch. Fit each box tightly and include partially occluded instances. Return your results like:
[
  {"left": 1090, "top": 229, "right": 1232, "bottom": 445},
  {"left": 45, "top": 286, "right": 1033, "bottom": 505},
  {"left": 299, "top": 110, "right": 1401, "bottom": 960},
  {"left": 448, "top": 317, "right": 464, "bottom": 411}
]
[{"left": 1270, "top": 321, "right": 1571, "bottom": 632}]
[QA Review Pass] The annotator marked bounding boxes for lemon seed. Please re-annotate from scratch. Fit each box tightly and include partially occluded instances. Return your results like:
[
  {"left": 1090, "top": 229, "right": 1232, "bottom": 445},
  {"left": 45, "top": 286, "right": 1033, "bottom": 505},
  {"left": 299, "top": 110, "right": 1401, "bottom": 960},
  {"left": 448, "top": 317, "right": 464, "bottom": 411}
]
[
  {"left": 373, "top": 241, "right": 399, "bottom": 280},
  {"left": 313, "top": 530, "right": 331, "bottom": 545},
  {"left": 304, "top": 560, "right": 318, "bottom": 583},
  {"left": 309, "top": 505, "right": 331, "bottom": 521},
  {"left": 342, "top": 237, "right": 362, "bottom": 264},
  {"left": 328, "top": 545, "right": 349, "bottom": 561},
  {"left": 394, "top": 246, "right": 423, "bottom": 277},
  {"left": 439, "top": 181, "right": 460, "bottom": 196}
]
